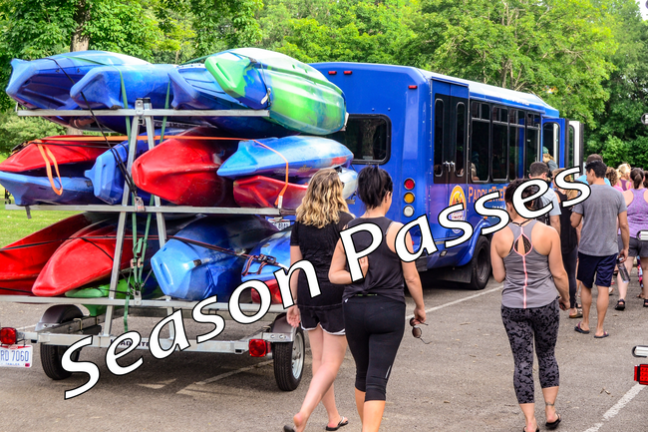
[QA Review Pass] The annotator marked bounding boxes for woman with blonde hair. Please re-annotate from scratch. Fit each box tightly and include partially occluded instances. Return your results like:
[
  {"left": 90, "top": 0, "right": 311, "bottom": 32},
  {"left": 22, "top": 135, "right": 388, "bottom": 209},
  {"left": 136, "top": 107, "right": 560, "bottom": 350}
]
[
  {"left": 606, "top": 167, "right": 623, "bottom": 192},
  {"left": 284, "top": 168, "right": 354, "bottom": 432},
  {"left": 618, "top": 163, "right": 632, "bottom": 190}
]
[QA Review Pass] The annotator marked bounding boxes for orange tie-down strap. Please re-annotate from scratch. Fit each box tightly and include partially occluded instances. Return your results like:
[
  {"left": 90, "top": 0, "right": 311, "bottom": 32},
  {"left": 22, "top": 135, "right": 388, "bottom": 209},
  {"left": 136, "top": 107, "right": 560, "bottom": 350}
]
[{"left": 35, "top": 136, "right": 290, "bottom": 208}]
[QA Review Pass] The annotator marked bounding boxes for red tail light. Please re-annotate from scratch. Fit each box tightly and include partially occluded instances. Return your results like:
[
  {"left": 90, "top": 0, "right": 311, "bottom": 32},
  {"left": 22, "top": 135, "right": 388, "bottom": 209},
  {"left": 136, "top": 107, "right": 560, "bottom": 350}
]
[
  {"left": 408, "top": 85, "right": 418, "bottom": 89},
  {"left": 328, "top": 71, "right": 337, "bottom": 75},
  {"left": 404, "top": 178, "right": 415, "bottom": 190},
  {"left": 249, "top": 339, "right": 271, "bottom": 357},
  {"left": 343, "top": 71, "right": 352, "bottom": 75},
  {"left": 0, "top": 327, "right": 17, "bottom": 345},
  {"left": 635, "top": 364, "right": 648, "bottom": 385},
  {"left": 251, "top": 278, "right": 283, "bottom": 304}
]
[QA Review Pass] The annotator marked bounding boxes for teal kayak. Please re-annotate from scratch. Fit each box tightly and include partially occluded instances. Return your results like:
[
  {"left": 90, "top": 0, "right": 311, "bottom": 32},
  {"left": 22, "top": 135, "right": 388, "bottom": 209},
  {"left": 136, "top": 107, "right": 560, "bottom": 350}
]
[{"left": 204, "top": 48, "right": 346, "bottom": 135}]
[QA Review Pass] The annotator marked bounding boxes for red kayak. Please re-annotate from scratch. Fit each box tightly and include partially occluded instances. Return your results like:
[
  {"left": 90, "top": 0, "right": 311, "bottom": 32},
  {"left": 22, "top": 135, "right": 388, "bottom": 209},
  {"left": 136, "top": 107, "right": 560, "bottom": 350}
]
[
  {"left": 132, "top": 127, "right": 237, "bottom": 206},
  {"left": 32, "top": 220, "right": 135, "bottom": 297},
  {"left": 0, "top": 213, "right": 99, "bottom": 295},
  {"left": 0, "top": 136, "right": 110, "bottom": 173},
  {"left": 234, "top": 176, "right": 307, "bottom": 210}
]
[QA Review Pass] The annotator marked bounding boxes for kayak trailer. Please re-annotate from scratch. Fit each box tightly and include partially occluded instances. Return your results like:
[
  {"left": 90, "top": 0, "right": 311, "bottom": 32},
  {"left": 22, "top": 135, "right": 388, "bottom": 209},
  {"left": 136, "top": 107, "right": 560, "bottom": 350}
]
[{"left": 0, "top": 99, "right": 305, "bottom": 392}]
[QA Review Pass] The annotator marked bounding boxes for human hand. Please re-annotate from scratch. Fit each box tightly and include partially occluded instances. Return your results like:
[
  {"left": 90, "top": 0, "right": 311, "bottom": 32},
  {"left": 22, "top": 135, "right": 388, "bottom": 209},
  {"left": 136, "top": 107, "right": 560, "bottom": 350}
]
[
  {"left": 286, "top": 305, "right": 300, "bottom": 328},
  {"left": 412, "top": 306, "right": 426, "bottom": 325},
  {"left": 559, "top": 296, "right": 569, "bottom": 311},
  {"left": 618, "top": 249, "right": 629, "bottom": 263},
  {"left": 359, "top": 256, "right": 369, "bottom": 278}
]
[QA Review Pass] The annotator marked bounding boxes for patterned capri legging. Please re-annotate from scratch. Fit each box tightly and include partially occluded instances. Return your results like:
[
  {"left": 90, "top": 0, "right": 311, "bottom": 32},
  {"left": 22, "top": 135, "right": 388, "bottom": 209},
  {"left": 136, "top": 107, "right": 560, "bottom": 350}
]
[{"left": 501, "top": 299, "right": 560, "bottom": 404}]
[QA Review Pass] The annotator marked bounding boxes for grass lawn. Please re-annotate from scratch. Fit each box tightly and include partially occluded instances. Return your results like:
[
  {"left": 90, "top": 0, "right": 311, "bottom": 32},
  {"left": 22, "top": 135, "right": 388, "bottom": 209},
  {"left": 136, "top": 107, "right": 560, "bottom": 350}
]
[{"left": 0, "top": 153, "right": 79, "bottom": 247}]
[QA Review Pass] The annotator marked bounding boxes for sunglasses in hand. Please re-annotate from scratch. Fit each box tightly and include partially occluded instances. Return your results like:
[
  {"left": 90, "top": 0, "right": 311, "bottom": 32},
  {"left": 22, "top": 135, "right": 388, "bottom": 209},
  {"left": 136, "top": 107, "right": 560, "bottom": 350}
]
[{"left": 409, "top": 317, "right": 432, "bottom": 344}]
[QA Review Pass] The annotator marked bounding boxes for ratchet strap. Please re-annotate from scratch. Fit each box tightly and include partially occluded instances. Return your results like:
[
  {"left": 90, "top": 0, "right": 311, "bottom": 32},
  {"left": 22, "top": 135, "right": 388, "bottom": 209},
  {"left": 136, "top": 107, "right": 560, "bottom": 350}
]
[{"left": 35, "top": 141, "right": 63, "bottom": 196}]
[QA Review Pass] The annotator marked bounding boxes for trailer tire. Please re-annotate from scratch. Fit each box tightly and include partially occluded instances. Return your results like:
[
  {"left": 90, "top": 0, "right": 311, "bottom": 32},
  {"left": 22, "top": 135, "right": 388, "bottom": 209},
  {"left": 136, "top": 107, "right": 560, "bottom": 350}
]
[
  {"left": 466, "top": 236, "right": 491, "bottom": 290},
  {"left": 40, "top": 305, "right": 84, "bottom": 380},
  {"left": 272, "top": 327, "right": 304, "bottom": 391}
]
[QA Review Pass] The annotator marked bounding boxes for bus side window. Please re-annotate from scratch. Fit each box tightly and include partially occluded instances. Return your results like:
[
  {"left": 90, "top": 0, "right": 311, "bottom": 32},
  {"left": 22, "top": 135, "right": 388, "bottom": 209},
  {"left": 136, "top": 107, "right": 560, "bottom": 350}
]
[
  {"left": 492, "top": 106, "right": 507, "bottom": 181},
  {"left": 470, "top": 105, "right": 490, "bottom": 182},
  {"left": 509, "top": 109, "right": 522, "bottom": 180},
  {"left": 455, "top": 103, "right": 466, "bottom": 176},
  {"left": 434, "top": 99, "right": 444, "bottom": 177},
  {"left": 525, "top": 113, "right": 540, "bottom": 176}
]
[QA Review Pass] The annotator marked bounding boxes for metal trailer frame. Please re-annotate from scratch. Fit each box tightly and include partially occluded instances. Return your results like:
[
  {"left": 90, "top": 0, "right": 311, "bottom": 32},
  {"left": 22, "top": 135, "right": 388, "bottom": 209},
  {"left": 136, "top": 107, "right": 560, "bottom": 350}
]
[{"left": 0, "top": 100, "right": 305, "bottom": 391}]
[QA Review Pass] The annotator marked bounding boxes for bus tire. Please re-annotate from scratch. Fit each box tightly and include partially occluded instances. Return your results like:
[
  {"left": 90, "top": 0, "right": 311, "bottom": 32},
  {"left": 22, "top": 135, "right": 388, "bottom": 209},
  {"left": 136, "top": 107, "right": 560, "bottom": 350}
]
[
  {"left": 40, "top": 305, "right": 83, "bottom": 380},
  {"left": 466, "top": 236, "right": 491, "bottom": 290},
  {"left": 272, "top": 327, "right": 305, "bottom": 391}
]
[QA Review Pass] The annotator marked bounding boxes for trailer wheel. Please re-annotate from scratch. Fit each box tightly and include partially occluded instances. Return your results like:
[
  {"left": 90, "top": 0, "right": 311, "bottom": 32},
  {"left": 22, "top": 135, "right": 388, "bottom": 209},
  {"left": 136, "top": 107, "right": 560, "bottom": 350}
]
[
  {"left": 466, "top": 236, "right": 491, "bottom": 290},
  {"left": 272, "top": 327, "right": 305, "bottom": 391},
  {"left": 40, "top": 305, "right": 84, "bottom": 380}
]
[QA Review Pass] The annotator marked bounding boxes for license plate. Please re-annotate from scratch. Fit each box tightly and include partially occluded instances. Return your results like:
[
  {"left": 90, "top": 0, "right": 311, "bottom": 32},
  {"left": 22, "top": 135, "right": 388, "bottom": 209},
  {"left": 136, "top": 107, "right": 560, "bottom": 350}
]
[{"left": 0, "top": 345, "right": 33, "bottom": 368}]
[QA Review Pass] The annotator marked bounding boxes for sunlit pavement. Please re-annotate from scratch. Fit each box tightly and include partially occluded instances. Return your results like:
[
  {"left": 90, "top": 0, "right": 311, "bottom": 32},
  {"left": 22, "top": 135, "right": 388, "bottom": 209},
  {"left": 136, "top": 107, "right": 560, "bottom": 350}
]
[{"left": 1, "top": 271, "right": 647, "bottom": 431}]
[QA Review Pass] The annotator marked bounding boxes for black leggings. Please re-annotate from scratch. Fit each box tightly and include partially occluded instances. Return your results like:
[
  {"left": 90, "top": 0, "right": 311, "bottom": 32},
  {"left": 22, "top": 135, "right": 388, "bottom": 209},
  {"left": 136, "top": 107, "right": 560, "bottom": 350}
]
[
  {"left": 343, "top": 295, "right": 405, "bottom": 401},
  {"left": 501, "top": 299, "right": 560, "bottom": 404},
  {"left": 562, "top": 247, "right": 578, "bottom": 308}
]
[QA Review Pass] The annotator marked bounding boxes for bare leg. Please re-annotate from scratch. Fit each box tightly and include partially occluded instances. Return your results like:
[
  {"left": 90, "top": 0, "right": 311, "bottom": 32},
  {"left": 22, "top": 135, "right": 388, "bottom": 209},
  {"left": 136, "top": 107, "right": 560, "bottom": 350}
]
[
  {"left": 362, "top": 400, "right": 386, "bottom": 432},
  {"left": 595, "top": 284, "right": 610, "bottom": 337},
  {"left": 617, "top": 259, "right": 633, "bottom": 302},
  {"left": 293, "top": 328, "right": 347, "bottom": 432},
  {"left": 355, "top": 389, "right": 365, "bottom": 425},
  {"left": 542, "top": 386, "right": 559, "bottom": 423},
  {"left": 519, "top": 403, "right": 538, "bottom": 432},
  {"left": 580, "top": 282, "right": 592, "bottom": 332}
]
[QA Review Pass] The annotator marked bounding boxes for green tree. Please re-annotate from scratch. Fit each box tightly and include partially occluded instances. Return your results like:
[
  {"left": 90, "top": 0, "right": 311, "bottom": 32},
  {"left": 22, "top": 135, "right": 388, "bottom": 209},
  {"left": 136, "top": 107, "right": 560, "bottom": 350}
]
[
  {"left": 407, "top": 0, "right": 618, "bottom": 126},
  {"left": 0, "top": 113, "right": 66, "bottom": 155}
]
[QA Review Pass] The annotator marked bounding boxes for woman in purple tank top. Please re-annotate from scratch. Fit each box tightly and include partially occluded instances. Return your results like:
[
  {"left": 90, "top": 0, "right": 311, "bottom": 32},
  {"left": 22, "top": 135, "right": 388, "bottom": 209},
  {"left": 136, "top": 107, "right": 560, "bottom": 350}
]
[
  {"left": 491, "top": 179, "right": 570, "bottom": 432},
  {"left": 616, "top": 168, "right": 648, "bottom": 308}
]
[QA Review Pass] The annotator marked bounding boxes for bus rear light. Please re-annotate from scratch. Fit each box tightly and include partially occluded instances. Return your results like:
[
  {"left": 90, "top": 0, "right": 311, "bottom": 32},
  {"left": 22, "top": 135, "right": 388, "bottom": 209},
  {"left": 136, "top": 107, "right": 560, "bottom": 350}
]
[
  {"left": 249, "top": 339, "right": 271, "bottom": 357},
  {"left": 408, "top": 85, "right": 418, "bottom": 89},
  {"left": 403, "top": 206, "right": 414, "bottom": 217},
  {"left": 343, "top": 71, "right": 352, "bottom": 75},
  {"left": 0, "top": 327, "right": 17, "bottom": 345},
  {"left": 328, "top": 71, "right": 337, "bottom": 75},
  {"left": 404, "top": 179, "right": 415, "bottom": 190},
  {"left": 404, "top": 192, "right": 415, "bottom": 204}
]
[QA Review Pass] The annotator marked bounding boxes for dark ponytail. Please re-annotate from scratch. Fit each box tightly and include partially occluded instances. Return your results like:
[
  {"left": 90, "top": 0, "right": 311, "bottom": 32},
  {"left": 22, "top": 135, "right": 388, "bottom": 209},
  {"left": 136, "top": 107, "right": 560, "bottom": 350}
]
[
  {"left": 357, "top": 166, "right": 393, "bottom": 209},
  {"left": 631, "top": 168, "right": 644, "bottom": 190}
]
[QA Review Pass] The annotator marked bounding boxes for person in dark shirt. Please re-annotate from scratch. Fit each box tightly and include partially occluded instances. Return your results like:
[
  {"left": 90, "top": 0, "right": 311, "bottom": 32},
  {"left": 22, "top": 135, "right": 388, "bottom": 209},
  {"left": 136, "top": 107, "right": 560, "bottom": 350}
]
[{"left": 284, "top": 169, "right": 354, "bottom": 432}]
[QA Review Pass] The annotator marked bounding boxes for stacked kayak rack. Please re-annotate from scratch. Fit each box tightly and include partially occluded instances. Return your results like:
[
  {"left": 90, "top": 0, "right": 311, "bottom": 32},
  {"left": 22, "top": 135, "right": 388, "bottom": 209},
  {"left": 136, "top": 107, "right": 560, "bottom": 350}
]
[{"left": 0, "top": 100, "right": 305, "bottom": 391}]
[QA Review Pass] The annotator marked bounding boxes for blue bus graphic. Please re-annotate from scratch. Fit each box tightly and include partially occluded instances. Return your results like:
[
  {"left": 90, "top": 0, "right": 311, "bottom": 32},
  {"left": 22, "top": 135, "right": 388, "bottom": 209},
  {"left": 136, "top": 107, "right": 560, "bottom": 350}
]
[{"left": 313, "top": 62, "right": 584, "bottom": 290}]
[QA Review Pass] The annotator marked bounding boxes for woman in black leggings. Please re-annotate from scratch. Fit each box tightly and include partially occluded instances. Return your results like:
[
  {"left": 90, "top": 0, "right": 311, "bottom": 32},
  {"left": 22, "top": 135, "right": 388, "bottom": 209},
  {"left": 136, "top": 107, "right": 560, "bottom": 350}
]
[
  {"left": 491, "top": 179, "right": 570, "bottom": 432},
  {"left": 329, "top": 166, "right": 426, "bottom": 432}
]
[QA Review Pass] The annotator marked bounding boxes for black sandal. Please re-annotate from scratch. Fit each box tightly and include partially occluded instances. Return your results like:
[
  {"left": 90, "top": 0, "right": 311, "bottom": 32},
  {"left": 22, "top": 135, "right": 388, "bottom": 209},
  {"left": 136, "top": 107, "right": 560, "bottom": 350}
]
[
  {"left": 643, "top": 299, "right": 648, "bottom": 308},
  {"left": 325, "top": 417, "right": 348, "bottom": 431},
  {"left": 546, "top": 413, "right": 561, "bottom": 429},
  {"left": 615, "top": 299, "right": 626, "bottom": 311}
]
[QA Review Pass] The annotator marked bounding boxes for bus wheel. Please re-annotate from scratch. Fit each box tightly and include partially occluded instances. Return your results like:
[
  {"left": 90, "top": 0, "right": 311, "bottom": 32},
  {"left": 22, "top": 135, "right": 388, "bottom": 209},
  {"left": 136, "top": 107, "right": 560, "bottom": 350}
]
[{"left": 467, "top": 236, "right": 491, "bottom": 290}]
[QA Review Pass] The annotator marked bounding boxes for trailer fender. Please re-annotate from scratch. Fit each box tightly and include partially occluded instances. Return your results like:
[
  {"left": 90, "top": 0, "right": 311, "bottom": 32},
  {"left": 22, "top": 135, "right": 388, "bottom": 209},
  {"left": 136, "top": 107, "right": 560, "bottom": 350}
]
[{"left": 36, "top": 304, "right": 83, "bottom": 331}]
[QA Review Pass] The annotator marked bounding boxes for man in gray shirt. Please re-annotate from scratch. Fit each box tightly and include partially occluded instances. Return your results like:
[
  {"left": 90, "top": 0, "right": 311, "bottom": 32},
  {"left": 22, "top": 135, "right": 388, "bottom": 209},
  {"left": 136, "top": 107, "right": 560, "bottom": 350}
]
[
  {"left": 529, "top": 162, "right": 561, "bottom": 235},
  {"left": 571, "top": 160, "right": 629, "bottom": 338}
]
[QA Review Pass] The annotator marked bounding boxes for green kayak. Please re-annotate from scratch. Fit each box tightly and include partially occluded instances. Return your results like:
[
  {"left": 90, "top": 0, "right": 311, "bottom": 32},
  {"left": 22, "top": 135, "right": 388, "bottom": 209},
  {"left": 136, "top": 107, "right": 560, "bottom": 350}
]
[
  {"left": 66, "top": 279, "right": 163, "bottom": 316},
  {"left": 204, "top": 48, "right": 346, "bottom": 135}
]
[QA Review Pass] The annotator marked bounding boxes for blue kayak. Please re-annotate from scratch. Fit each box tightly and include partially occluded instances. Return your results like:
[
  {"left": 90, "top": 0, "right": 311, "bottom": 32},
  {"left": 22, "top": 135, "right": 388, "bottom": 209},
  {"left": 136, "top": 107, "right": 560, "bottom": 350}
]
[
  {"left": 0, "top": 171, "right": 101, "bottom": 206},
  {"left": 6, "top": 50, "right": 149, "bottom": 131},
  {"left": 151, "top": 216, "right": 278, "bottom": 301},
  {"left": 84, "top": 129, "right": 182, "bottom": 205},
  {"left": 241, "top": 227, "right": 292, "bottom": 283},
  {"left": 169, "top": 64, "right": 295, "bottom": 138},
  {"left": 217, "top": 136, "right": 354, "bottom": 179}
]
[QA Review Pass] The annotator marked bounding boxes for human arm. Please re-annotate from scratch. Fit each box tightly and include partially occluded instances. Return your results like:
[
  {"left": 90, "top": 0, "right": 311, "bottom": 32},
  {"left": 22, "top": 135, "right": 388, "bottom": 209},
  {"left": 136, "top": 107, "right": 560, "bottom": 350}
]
[
  {"left": 490, "top": 232, "right": 506, "bottom": 283},
  {"left": 570, "top": 211, "right": 583, "bottom": 228},
  {"left": 328, "top": 239, "right": 368, "bottom": 285},
  {"left": 550, "top": 215, "right": 561, "bottom": 236},
  {"left": 399, "top": 231, "right": 426, "bottom": 324},
  {"left": 546, "top": 228, "right": 570, "bottom": 310},
  {"left": 286, "top": 245, "right": 303, "bottom": 327},
  {"left": 618, "top": 211, "right": 630, "bottom": 262}
]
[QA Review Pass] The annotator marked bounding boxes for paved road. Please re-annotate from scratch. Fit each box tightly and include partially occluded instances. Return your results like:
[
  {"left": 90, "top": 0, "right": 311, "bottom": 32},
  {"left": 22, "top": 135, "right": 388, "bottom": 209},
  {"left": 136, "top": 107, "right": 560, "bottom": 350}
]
[{"left": 1, "top": 272, "right": 647, "bottom": 432}]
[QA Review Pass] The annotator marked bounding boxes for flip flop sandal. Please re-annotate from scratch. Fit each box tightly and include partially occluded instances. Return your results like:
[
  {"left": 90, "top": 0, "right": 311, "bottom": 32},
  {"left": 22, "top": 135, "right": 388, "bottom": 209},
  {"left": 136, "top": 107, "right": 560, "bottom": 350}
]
[
  {"left": 283, "top": 426, "right": 295, "bottom": 432},
  {"left": 326, "top": 417, "right": 349, "bottom": 431},
  {"left": 574, "top": 322, "right": 590, "bottom": 334},
  {"left": 522, "top": 428, "right": 540, "bottom": 432},
  {"left": 569, "top": 311, "right": 583, "bottom": 319},
  {"left": 594, "top": 332, "right": 610, "bottom": 339},
  {"left": 546, "top": 414, "right": 561, "bottom": 430},
  {"left": 615, "top": 299, "right": 626, "bottom": 311},
  {"left": 644, "top": 299, "right": 648, "bottom": 308}
]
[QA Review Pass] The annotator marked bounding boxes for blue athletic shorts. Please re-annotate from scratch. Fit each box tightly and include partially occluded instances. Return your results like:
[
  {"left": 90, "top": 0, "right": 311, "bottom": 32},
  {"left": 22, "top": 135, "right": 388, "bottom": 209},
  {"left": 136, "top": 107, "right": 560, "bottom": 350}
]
[{"left": 577, "top": 252, "right": 618, "bottom": 289}]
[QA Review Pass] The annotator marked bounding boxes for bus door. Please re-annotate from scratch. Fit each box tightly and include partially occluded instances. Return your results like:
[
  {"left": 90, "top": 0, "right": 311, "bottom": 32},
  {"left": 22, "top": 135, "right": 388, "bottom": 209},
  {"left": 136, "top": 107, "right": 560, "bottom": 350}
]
[
  {"left": 430, "top": 79, "right": 469, "bottom": 239},
  {"left": 541, "top": 118, "right": 565, "bottom": 169},
  {"left": 565, "top": 120, "right": 584, "bottom": 170}
]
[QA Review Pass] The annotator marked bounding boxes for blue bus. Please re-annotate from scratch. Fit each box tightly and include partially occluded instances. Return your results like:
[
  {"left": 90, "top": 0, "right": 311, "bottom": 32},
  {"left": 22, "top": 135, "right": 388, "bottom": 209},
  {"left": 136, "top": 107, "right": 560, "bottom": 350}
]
[{"left": 313, "top": 62, "right": 584, "bottom": 290}]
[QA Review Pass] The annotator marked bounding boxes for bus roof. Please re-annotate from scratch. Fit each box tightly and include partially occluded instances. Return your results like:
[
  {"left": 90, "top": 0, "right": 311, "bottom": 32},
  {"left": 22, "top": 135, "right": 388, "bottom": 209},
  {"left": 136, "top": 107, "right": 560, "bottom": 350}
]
[{"left": 313, "top": 62, "right": 560, "bottom": 118}]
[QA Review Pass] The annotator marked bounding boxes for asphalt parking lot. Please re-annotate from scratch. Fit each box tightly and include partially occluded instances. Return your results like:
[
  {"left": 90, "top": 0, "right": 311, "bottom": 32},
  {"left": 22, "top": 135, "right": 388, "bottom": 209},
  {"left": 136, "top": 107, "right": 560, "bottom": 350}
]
[{"left": 1, "top": 271, "right": 647, "bottom": 432}]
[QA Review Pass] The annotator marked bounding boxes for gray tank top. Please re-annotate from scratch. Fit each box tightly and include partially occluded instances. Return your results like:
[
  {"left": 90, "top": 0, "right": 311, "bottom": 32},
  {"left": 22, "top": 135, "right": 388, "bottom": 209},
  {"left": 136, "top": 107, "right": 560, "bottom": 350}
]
[{"left": 502, "top": 220, "right": 558, "bottom": 309}]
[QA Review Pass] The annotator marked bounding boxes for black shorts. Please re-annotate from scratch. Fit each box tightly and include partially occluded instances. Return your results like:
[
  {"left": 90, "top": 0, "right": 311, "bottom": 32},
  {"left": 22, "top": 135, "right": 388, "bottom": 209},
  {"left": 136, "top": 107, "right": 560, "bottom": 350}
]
[
  {"left": 299, "top": 304, "right": 345, "bottom": 335},
  {"left": 577, "top": 252, "right": 617, "bottom": 289},
  {"left": 618, "top": 235, "right": 648, "bottom": 258}
]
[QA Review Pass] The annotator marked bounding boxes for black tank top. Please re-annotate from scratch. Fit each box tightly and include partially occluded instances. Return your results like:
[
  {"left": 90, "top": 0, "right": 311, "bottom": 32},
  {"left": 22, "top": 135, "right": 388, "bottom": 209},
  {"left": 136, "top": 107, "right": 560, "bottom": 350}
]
[
  {"left": 343, "top": 216, "right": 405, "bottom": 303},
  {"left": 556, "top": 190, "right": 577, "bottom": 254}
]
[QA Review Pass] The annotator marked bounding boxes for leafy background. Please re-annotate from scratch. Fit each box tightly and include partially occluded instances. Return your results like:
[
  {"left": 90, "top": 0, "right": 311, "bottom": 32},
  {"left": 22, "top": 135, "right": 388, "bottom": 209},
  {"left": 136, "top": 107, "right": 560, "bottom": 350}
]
[{"left": 0, "top": 0, "right": 646, "bottom": 169}]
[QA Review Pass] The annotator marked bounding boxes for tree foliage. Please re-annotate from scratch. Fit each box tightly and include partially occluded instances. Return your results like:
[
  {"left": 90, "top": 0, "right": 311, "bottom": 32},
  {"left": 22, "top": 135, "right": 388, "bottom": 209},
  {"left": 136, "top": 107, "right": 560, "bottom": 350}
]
[{"left": 0, "top": 114, "right": 66, "bottom": 154}]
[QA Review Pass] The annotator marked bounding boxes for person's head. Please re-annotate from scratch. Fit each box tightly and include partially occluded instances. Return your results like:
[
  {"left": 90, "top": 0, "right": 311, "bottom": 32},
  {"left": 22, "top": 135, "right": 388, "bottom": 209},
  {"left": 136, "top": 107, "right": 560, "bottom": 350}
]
[
  {"left": 645, "top": 170, "right": 648, "bottom": 189},
  {"left": 605, "top": 166, "right": 618, "bottom": 187},
  {"left": 618, "top": 163, "right": 632, "bottom": 179},
  {"left": 529, "top": 161, "right": 550, "bottom": 180},
  {"left": 504, "top": 179, "right": 537, "bottom": 218},
  {"left": 585, "top": 154, "right": 603, "bottom": 164},
  {"left": 296, "top": 168, "right": 348, "bottom": 228},
  {"left": 552, "top": 168, "right": 578, "bottom": 200},
  {"left": 585, "top": 160, "right": 607, "bottom": 184},
  {"left": 631, "top": 168, "right": 645, "bottom": 190},
  {"left": 357, "top": 166, "right": 393, "bottom": 211}
]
